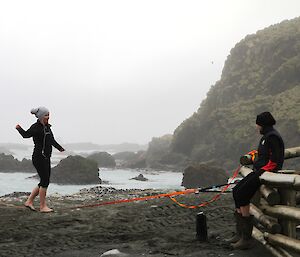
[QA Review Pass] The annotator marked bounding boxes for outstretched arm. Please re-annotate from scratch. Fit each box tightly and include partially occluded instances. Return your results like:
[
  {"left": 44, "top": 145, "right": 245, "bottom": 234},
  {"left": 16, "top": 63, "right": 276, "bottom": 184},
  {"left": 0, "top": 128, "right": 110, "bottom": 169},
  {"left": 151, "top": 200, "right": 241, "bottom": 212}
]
[
  {"left": 15, "top": 124, "right": 37, "bottom": 138},
  {"left": 51, "top": 136, "right": 65, "bottom": 152}
]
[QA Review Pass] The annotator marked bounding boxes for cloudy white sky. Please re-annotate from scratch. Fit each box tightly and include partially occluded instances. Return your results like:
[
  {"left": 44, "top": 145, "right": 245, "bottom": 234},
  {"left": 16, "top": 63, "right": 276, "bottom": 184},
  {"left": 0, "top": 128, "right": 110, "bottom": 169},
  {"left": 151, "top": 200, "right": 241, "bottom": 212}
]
[{"left": 1, "top": 0, "right": 299, "bottom": 145}]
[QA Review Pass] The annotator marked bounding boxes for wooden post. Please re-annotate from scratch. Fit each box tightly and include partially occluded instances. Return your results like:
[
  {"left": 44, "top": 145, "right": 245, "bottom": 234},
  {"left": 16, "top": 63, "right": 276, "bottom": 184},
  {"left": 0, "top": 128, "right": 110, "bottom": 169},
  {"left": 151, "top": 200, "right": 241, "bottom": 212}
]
[
  {"left": 278, "top": 189, "right": 297, "bottom": 238},
  {"left": 196, "top": 212, "right": 207, "bottom": 241}
]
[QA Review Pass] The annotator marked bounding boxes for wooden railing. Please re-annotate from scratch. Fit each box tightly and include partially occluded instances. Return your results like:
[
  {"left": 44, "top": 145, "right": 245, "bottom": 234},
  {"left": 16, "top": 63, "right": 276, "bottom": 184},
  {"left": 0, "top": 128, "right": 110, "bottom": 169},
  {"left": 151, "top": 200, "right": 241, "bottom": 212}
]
[{"left": 239, "top": 146, "right": 300, "bottom": 257}]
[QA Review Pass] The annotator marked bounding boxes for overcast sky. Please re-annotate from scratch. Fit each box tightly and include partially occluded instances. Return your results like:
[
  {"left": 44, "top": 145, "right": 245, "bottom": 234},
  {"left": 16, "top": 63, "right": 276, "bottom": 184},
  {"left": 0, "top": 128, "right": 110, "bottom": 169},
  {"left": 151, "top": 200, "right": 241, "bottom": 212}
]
[{"left": 1, "top": 0, "right": 299, "bottom": 145}]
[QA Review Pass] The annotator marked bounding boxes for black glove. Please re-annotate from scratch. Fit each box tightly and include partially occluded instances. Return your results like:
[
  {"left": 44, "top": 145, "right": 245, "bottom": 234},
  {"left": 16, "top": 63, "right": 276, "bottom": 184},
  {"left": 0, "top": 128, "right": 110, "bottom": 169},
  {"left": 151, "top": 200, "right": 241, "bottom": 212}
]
[{"left": 240, "top": 155, "right": 253, "bottom": 165}]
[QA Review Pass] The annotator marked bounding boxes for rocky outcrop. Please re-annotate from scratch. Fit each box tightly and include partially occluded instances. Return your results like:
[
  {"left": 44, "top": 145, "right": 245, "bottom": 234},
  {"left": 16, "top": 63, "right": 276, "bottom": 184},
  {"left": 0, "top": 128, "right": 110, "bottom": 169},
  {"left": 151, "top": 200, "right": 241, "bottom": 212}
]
[
  {"left": 113, "top": 151, "right": 137, "bottom": 162},
  {"left": 50, "top": 155, "right": 101, "bottom": 185},
  {"left": 182, "top": 163, "right": 228, "bottom": 189},
  {"left": 130, "top": 174, "right": 148, "bottom": 181},
  {"left": 0, "top": 153, "right": 34, "bottom": 172},
  {"left": 86, "top": 152, "right": 116, "bottom": 168},
  {"left": 115, "top": 151, "right": 146, "bottom": 169}
]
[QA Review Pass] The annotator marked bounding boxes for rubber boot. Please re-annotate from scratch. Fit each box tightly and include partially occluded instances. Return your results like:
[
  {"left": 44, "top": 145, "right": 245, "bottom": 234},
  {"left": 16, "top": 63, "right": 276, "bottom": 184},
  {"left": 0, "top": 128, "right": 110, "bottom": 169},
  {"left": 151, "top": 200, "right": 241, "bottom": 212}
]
[
  {"left": 232, "top": 215, "right": 254, "bottom": 250},
  {"left": 225, "top": 211, "right": 242, "bottom": 244}
]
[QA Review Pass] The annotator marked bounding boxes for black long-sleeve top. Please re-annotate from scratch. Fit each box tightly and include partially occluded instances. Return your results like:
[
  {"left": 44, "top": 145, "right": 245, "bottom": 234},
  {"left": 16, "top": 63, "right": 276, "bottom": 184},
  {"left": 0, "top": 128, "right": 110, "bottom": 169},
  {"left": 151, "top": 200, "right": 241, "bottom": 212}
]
[
  {"left": 17, "top": 120, "right": 64, "bottom": 158},
  {"left": 253, "top": 126, "right": 284, "bottom": 172}
]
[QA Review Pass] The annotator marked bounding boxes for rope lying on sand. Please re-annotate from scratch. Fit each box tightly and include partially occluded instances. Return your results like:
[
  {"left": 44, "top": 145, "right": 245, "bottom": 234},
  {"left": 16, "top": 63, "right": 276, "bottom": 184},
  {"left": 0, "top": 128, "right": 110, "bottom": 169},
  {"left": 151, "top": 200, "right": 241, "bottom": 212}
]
[{"left": 69, "top": 166, "right": 241, "bottom": 210}]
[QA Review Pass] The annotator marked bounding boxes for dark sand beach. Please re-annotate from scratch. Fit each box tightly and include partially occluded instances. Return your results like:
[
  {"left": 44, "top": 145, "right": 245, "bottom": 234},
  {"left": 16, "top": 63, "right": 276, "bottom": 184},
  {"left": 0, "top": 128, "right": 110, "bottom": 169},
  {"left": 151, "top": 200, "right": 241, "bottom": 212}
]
[{"left": 0, "top": 187, "right": 299, "bottom": 257}]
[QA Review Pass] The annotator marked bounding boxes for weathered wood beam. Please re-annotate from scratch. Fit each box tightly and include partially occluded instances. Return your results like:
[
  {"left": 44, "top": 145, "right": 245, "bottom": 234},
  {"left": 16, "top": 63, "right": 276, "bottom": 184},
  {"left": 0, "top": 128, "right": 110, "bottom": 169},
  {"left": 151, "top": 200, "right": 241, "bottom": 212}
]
[
  {"left": 252, "top": 227, "right": 294, "bottom": 257},
  {"left": 261, "top": 204, "right": 300, "bottom": 222},
  {"left": 260, "top": 205, "right": 300, "bottom": 222},
  {"left": 276, "top": 248, "right": 296, "bottom": 257},
  {"left": 239, "top": 166, "right": 300, "bottom": 189},
  {"left": 239, "top": 166, "right": 253, "bottom": 177},
  {"left": 276, "top": 170, "right": 300, "bottom": 175},
  {"left": 284, "top": 147, "right": 300, "bottom": 159},
  {"left": 297, "top": 193, "right": 300, "bottom": 205},
  {"left": 260, "top": 173, "right": 299, "bottom": 189},
  {"left": 264, "top": 232, "right": 300, "bottom": 253},
  {"left": 250, "top": 204, "right": 281, "bottom": 233},
  {"left": 260, "top": 184, "right": 280, "bottom": 206}
]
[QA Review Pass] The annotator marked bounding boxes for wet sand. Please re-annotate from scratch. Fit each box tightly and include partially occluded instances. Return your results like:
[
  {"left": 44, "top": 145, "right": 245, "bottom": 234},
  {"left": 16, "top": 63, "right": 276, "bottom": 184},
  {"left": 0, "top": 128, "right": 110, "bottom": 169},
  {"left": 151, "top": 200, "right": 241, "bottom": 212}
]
[{"left": 0, "top": 187, "right": 298, "bottom": 257}]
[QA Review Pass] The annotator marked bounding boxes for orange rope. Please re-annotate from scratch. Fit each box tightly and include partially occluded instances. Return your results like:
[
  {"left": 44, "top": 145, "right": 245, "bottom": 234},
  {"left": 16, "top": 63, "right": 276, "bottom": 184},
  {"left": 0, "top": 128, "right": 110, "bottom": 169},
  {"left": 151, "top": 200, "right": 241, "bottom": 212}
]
[
  {"left": 169, "top": 165, "right": 241, "bottom": 209},
  {"left": 69, "top": 166, "right": 241, "bottom": 210},
  {"left": 70, "top": 189, "right": 197, "bottom": 209}
]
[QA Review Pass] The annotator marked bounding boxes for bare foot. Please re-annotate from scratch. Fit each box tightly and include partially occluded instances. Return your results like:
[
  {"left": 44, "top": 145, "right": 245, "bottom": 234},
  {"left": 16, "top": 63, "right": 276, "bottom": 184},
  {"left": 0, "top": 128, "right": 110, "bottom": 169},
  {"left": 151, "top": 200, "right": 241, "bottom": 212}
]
[
  {"left": 40, "top": 207, "right": 54, "bottom": 213},
  {"left": 24, "top": 202, "right": 36, "bottom": 211}
]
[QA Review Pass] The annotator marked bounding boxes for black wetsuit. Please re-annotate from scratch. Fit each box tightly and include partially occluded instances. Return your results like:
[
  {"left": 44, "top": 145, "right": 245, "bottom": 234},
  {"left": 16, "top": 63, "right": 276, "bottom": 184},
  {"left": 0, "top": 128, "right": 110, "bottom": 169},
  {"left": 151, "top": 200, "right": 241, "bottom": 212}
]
[
  {"left": 233, "top": 126, "right": 284, "bottom": 208},
  {"left": 17, "top": 120, "right": 64, "bottom": 188}
]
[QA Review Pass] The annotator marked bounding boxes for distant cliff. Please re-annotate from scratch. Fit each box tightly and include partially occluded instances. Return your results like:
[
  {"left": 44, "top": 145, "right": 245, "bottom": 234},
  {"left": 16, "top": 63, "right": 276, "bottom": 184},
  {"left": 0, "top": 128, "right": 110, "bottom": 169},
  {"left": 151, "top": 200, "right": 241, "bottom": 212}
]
[
  {"left": 0, "top": 153, "right": 34, "bottom": 172},
  {"left": 86, "top": 152, "right": 116, "bottom": 168},
  {"left": 160, "top": 17, "right": 300, "bottom": 170}
]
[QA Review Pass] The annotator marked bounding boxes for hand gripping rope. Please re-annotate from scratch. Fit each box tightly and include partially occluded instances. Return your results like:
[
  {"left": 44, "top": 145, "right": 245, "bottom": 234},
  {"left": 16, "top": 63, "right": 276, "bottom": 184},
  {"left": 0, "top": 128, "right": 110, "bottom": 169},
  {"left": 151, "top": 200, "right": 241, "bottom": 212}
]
[{"left": 70, "top": 165, "right": 241, "bottom": 210}]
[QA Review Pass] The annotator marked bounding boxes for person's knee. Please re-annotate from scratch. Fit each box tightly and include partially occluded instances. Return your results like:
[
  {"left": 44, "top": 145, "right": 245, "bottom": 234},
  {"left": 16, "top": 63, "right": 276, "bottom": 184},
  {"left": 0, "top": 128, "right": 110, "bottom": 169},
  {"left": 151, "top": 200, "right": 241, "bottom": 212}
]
[
  {"left": 39, "top": 178, "right": 50, "bottom": 188},
  {"left": 233, "top": 190, "right": 247, "bottom": 207}
]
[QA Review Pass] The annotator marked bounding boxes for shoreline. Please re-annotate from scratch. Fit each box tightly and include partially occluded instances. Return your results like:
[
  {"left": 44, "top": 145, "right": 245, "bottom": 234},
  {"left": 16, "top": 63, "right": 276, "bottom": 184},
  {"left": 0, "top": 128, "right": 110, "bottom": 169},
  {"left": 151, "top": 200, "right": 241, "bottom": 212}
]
[
  {"left": 0, "top": 187, "right": 292, "bottom": 257},
  {"left": 0, "top": 169, "right": 183, "bottom": 197}
]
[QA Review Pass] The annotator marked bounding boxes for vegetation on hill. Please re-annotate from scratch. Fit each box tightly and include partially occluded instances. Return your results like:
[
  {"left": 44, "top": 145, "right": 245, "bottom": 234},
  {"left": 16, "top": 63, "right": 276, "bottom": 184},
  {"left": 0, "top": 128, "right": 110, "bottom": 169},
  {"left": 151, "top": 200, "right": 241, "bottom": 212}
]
[
  {"left": 165, "top": 17, "right": 300, "bottom": 170},
  {"left": 145, "top": 135, "right": 186, "bottom": 170}
]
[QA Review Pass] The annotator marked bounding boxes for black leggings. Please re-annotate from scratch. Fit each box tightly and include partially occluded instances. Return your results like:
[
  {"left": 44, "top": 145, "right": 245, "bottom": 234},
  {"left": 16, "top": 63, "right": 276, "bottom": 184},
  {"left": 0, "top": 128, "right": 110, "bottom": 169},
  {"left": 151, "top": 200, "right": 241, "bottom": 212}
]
[
  {"left": 32, "top": 155, "right": 51, "bottom": 188},
  {"left": 232, "top": 171, "right": 262, "bottom": 208}
]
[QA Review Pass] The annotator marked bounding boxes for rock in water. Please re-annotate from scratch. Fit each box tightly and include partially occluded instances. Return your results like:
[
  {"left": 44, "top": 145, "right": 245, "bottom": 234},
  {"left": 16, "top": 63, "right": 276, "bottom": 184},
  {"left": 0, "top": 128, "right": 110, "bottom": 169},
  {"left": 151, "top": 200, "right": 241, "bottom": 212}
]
[
  {"left": 50, "top": 155, "right": 101, "bottom": 185},
  {"left": 130, "top": 173, "right": 148, "bottom": 181},
  {"left": 182, "top": 163, "right": 228, "bottom": 188},
  {"left": 100, "top": 249, "right": 128, "bottom": 256},
  {"left": 0, "top": 153, "right": 34, "bottom": 172}
]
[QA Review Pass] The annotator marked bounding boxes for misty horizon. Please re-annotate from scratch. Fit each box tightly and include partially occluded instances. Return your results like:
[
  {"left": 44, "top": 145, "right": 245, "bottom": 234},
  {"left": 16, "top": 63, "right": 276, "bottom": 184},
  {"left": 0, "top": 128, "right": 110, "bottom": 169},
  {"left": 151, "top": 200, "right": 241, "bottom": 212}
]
[{"left": 1, "top": 1, "right": 299, "bottom": 145}]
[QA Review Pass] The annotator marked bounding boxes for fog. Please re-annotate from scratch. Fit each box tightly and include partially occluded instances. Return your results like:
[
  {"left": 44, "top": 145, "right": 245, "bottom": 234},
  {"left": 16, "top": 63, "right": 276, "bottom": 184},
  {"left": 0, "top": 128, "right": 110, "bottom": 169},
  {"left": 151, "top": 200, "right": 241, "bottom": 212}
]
[{"left": 1, "top": 0, "right": 299, "bottom": 145}]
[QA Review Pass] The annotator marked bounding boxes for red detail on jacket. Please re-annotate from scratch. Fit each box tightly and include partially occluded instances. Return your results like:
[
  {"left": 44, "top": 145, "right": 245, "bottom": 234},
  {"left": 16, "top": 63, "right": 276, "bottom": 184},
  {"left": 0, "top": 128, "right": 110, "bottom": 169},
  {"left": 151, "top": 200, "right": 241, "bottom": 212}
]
[{"left": 261, "top": 160, "right": 277, "bottom": 171}]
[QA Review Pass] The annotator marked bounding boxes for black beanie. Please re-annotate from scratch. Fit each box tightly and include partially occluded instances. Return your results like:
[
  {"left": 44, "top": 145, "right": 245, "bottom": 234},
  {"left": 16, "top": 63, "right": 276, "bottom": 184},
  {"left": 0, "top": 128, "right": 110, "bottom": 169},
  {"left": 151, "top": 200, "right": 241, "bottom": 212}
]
[{"left": 256, "top": 112, "right": 276, "bottom": 127}]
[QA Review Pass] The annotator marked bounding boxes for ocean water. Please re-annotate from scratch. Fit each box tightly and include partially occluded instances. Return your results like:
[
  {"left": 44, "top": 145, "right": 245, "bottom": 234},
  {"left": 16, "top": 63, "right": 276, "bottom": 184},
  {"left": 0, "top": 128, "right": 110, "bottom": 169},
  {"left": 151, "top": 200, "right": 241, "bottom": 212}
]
[
  {"left": 99, "top": 168, "right": 183, "bottom": 190},
  {"left": 0, "top": 169, "right": 183, "bottom": 197},
  {"left": 0, "top": 148, "right": 183, "bottom": 196}
]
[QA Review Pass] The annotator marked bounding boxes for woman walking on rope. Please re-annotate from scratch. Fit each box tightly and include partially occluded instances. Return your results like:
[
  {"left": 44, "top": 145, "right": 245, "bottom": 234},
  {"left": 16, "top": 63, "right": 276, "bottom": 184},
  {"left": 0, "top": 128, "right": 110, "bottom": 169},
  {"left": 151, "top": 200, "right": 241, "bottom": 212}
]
[
  {"left": 16, "top": 107, "right": 65, "bottom": 213},
  {"left": 228, "top": 112, "right": 284, "bottom": 250}
]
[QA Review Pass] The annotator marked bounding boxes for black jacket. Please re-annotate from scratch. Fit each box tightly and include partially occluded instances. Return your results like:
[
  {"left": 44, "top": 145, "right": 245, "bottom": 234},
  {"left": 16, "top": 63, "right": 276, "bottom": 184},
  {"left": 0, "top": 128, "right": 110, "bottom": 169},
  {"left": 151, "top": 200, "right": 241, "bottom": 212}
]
[
  {"left": 253, "top": 126, "right": 284, "bottom": 172},
  {"left": 17, "top": 120, "right": 63, "bottom": 158}
]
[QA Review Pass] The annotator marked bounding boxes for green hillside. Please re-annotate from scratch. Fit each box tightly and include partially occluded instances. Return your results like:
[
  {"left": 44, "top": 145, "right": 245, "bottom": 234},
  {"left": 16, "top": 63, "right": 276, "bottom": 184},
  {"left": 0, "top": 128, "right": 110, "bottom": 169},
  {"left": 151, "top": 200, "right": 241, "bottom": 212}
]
[{"left": 170, "top": 17, "right": 300, "bottom": 169}]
